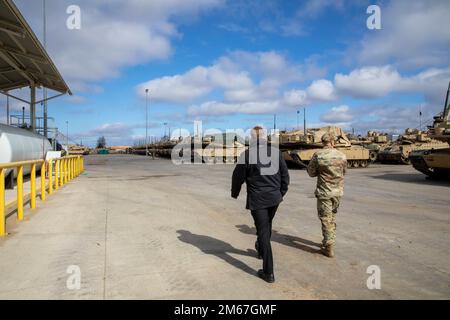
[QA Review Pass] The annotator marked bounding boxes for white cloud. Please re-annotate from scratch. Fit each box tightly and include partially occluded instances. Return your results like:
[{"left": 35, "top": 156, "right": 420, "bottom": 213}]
[
  {"left": 283, "top": 79, "right": 337, "bottom": 107},
  {"left": 283, "top": 89, "right": 308, "bottom": 107},
  {"left": 306, "top": 79, "right": 337, "bottom": 102},
  {"left": 320, "top": 105, "right": 353, "bottom": 123},
  {"left": 15, "top": 0, "right": 224, "bottom": 93},
  {"left": 136, "top": 50, "right": 323, "bottom": 104},
  {"left": 138, "top": 67, "right": 214, "bottom": 103},
  {"left": 334, "top": 65, "right": 450, "bottom": 102},
  {"left": 86, "top": 123, "right": 136, "bottom": 138},
  {"left": 187, "top": 100, "right": 280, "bottom": 116},
  {"left": 136, "top": 60, "right": 254, "bottom": 103},
  {"left": 335, "top": 66, "right": 402, "bottom": 98},
  {"left": 358, "top": 0, "right": 450, "bottom": 68}
]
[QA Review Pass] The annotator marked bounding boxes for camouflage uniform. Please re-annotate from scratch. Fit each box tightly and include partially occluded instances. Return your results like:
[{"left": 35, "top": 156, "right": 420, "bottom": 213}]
[{"left": 307, "top": 147, "right": 347, "bottom": 247}]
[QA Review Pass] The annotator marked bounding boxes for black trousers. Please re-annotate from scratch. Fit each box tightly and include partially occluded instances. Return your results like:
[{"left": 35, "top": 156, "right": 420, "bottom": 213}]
[{"left": 251, "top": 205, "right": 278, "bottom": 275}]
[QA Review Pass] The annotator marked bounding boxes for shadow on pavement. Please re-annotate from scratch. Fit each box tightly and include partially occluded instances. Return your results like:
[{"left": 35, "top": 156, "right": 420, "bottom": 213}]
[
  {"left": 370, "top": 173, "right": 450, "bottom": 187},
  {"left": 236, "top": 225, "right": 322, "bottom": 254},
  {"left": 176, "top": 230, "right": 257, "bottom": 277}
]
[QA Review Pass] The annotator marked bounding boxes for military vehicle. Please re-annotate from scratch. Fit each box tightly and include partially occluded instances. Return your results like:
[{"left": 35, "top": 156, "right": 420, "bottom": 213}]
[
  {"left": 68, "top": 144, "right": 90, "bottom": 155},
  {"left": 196, "top": 133, "right": 245, "bottom": 163},
  {"left": 279, "top": 129, "right": 305, "bottom": 144},
  {"left": 349, "top": 131, "right": 390, "bottom": 162},
  {"left": 377, "top": 128, "right": 449, "bottom": 164},
  {"left": 132, "top": 138, "right": 182, "bottom": 157},
  {"left": 280, "top": 126, "right": 371, "bottom": 168},
  {"left": 409, "top": 81, "right": 450, "bottom": 179}
]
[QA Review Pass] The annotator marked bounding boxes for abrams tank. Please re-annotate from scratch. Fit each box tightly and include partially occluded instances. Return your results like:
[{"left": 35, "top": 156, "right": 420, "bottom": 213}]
[
  {"left": 349, "top": 131, "right": 390, "bottom": 162},
  {"left": 68, "top": 144, "right": 90, "bottom": 155},
  {"left": 196, "top": 133, "right": 245, "bottom": 163},
  {"left": 409, "top": 81, "right": 450, "bottom": 179},
  {"left": 377, "top": 128, "right": 449, "bottom": 164},
  {"left": 280, "top": 126, "right": 370, "bottom": 169}
]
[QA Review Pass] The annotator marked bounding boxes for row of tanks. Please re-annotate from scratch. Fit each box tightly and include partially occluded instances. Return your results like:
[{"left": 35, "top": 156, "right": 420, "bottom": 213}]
[
  {"left": 376, "top": 129, "right": 449, "bottom": 164},
  {"left": 279, "top": 126, "right": 371, "bottom": 169},
  {"left": 409, "top": 82, "right": 450, "bottom": 179},
  {"left": 130, "top": 81, "right": 450, "bottom": 177},
  {"left": 348, "top": 131, "right": 390, "bottom": 162},
  {"left": 133, "top": 134, "right": 246, "bottom": 163}
]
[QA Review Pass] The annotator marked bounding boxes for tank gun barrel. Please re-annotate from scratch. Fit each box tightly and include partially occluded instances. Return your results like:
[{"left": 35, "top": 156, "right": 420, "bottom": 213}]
[{"left": 443, "top": 80, "right": 450, "bottom": 119}]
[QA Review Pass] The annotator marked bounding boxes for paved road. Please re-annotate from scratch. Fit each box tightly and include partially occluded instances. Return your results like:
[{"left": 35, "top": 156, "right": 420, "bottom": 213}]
[{"left": 0, "top": 155, "right": 449, "bottom": 299}]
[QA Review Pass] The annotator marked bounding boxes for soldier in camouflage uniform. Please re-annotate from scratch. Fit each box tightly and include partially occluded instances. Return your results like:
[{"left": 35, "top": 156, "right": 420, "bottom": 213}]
[{"left": 307, "top": 133, "right": 347, "bottom": 258}]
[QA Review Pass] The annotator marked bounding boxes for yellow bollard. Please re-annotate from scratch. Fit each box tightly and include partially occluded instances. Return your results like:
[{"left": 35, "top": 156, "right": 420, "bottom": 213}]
[
  {"left": 60, "top": 159, "right": 64, "bottom": 186},
  {"left": 69, "top": 158, "right": 72, "bottom": 180},
  {"left": 30, "top": 163, "right": 36, "bottom": 209},
  {"left": 17, "top": 165, "right": 23, "bottom": 221},
  {"left": 64, "top": 159, "right": 67, "bottom": 184},
  {"left": 41, "top": 162, "right": 46, "bottom": 201},
  {"left": 0, "top": 168, "right": 5, "bottom": 236},
  {"left": 55, "top": 159, "right": 59, "bottom": 190},
  {"left": 48, "top": 160, "right": 53, "bottom": 195}
]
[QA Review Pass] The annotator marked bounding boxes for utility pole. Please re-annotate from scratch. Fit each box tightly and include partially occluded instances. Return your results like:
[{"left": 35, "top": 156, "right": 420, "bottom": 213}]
[
  {"left": 296, "top": 110, "right": 300, "bottom": 130},
  {"left": 145, "top": 89, "right": 149, "bottom": 156},
  {"left": 419, "top": 105, "right": 422, "bottom": 130},
  {"left": 164, "top": 122, "right": 168, "bottom": 139}
]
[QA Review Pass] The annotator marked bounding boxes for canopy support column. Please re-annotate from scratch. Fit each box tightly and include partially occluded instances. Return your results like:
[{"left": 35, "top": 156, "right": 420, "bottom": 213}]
[{"left": 30, "top": 85, "right": 36, "bottom": 132}]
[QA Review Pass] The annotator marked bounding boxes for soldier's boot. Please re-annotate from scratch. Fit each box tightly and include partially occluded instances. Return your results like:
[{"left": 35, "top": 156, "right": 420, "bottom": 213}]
[{"left": 321, "top": 244, "right": 334, "bottom": 258}]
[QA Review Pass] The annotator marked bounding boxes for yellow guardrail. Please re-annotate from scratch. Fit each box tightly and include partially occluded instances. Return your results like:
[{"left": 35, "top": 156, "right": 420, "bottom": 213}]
[{"left": 0, "top": 155, "right": 84, "bottom": 237}]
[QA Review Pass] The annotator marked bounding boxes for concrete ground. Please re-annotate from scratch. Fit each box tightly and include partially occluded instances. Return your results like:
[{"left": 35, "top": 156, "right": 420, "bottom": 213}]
[{"left": 0, "top": 154, "right": 449, "bottom": 299}]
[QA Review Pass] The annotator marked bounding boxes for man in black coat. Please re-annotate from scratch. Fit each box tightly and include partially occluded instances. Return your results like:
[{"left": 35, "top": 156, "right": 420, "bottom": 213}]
[{"left": 231, "top": 126, "right": 290, "bottom": 283}]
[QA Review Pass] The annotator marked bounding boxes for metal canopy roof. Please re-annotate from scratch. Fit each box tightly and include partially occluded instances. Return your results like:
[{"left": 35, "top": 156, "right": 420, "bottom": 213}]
[{"left": 0, "top": 0, "right": 71, "bottom": 94}]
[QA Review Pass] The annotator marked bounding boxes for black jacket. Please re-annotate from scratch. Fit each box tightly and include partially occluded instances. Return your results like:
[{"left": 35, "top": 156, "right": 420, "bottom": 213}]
[{"left": 231, "top": 143, "right": 290, "bottom": 210}]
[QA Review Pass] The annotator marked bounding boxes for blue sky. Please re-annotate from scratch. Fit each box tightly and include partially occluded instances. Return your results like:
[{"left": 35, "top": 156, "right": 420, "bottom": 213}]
[{"left": 2, "top": 0, "right": 450, "bottom": 147}]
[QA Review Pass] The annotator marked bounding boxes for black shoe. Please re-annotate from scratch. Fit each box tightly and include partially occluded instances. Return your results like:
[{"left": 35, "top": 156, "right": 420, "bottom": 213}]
[
  {"left": 257, "top": 269, "right": 275, "bottom": 283},
  {"left": 255, "top": 241, "right": 262, "bottom": 259}
]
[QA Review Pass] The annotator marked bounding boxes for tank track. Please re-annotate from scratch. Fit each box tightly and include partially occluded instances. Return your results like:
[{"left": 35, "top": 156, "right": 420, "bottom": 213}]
[{"left": 409, "top": 153, "right": 436, "bottom": 178}]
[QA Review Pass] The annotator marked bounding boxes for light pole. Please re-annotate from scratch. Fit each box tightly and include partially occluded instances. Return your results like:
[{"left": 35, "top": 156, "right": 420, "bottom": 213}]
[
  {"left": 164, "top": 122, "right": 168, "bottom": 140},
  {"left": 145, "top": 89, "right": 149, "bottom": 156},
  {"left": 303, "top": 108, "right": 306, "bottom": 136}
]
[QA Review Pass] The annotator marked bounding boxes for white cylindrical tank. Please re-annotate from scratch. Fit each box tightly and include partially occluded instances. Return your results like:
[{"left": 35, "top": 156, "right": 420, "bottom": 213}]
[{"left": 0, "top": 124, "right": 52, "bottom": 176}]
